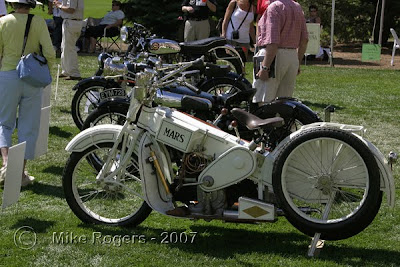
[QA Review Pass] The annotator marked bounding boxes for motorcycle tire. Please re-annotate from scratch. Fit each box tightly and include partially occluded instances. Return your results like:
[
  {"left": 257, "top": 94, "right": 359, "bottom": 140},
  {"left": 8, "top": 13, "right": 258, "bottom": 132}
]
[
  {"left": 199, "top": 76, "right": 248, "bottom": 95},
  {"left": 82, "top": 105, "right": 128, "bottom": 130},
  {"left": 272, "top": 127, "right": 382, "bottom": 240},
  {"left": 63, "top": 142, "right": 152, "bottom": 227},
  {"left": 71, "top": 80, "right": 121, "bottom": 130}
]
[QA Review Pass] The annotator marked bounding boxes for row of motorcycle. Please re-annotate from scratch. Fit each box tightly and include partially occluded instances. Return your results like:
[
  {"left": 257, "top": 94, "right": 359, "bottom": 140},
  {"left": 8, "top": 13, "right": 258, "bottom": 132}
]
[{"left": 62, "top": 23, "right": 396, "bottom": 242}]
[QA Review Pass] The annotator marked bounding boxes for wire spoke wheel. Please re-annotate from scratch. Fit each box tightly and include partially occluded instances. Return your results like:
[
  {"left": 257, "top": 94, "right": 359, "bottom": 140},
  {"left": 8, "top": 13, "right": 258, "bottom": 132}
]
[
  {"left": 63, "top": 142, "right": 151, "bottom": 226},
  {"left": 272, "top": 128, "right": 381, "bottom": 240}
]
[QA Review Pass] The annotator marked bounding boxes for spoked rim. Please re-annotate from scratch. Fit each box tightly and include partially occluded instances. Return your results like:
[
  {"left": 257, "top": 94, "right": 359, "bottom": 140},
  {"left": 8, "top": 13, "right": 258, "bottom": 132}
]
[
  {"left": 75, "top": 86, "right": 103, "bottom": 127},
  {"left": 71, "top": 145, "right": 145, "bottom": 223},
  {"left": 281, "top": 137, "right": 369, "bottom": 224},
  {"left": 206, "top": 83, "right": 243, "bottom": 95},
  {"left": 88, "top": 111, "right": 127, "bottom": 128}
]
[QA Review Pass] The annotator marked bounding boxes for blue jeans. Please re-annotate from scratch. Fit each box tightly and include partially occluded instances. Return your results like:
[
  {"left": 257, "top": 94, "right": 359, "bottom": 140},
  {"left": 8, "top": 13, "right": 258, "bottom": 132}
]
[{"left": 0, "top": 70, "right": 43, "bottom": 159}]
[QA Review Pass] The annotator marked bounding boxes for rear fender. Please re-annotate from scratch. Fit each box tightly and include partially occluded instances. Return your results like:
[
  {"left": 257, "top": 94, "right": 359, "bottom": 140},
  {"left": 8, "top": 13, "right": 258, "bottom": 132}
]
[
  {"left": 96, "top": 97, "right": 130, "bottom": 110},
  {"left": 253, "top": 98, "right": 321, "bottom": 124}
]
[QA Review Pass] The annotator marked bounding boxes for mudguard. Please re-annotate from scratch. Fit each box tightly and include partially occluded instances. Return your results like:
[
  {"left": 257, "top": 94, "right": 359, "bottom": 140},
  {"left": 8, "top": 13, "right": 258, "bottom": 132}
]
[
  {"left": 71, "top": 76, "right": 121, "bottom": 91},
  {"left": 253, "top": 97, "right": 321, "bottom": 124},
  {"left": 138, "top": 132, "right": 175, "bottom": 214},
  {"left": 95, "top": 97, "right": 130, "bottom": 110},
  {"left": 65, "top": 124, "right": 123, "bottom": 152},
  {"left": 263, "top": 122, "right": 395, "bottom": 208}
]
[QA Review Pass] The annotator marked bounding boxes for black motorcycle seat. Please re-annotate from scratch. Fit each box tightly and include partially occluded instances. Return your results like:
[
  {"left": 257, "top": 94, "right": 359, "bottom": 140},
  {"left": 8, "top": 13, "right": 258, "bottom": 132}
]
[
  {"left": 179, "top": 37, "right": 227, "bottom": 54},
  {"left": 231, "top": 108, "right": 284, "bottom": 130}
]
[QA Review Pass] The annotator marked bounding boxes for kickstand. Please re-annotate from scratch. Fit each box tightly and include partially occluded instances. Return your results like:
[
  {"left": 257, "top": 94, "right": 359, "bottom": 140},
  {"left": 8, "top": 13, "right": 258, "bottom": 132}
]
[{"left": 307, "top": 232, "right": 325, "bottom": 257}]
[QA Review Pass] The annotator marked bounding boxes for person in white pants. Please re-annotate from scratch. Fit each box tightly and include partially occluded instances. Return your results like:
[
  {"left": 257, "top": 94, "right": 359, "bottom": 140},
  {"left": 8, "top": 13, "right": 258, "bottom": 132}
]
[{"left": 55, "top": 0, "right": 84, "bottom": 80}]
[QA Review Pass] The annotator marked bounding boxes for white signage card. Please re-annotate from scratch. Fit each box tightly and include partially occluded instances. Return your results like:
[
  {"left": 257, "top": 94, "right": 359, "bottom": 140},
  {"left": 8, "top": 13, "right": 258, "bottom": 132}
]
[
  {"left": 34, "top": 106, "right": 51, "bottom": 159},
  {"left": 42, "top": 84, "right": 52, "bottom": 108},
  {"left": 306, "top": 23, "right": 321, "bottom": 55},
  {"left": 2, "top": 142, "right": 26, "bottom": 210}
]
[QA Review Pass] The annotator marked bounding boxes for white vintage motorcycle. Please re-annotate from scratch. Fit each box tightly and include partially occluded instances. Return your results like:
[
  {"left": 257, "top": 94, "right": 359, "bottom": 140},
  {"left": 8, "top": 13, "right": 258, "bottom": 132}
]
[{"left": 62, "top": 58, "right": 395, "bottom": 241}]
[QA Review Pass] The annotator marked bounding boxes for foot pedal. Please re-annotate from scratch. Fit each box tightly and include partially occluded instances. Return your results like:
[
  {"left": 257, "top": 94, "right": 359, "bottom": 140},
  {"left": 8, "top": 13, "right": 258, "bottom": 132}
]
[{"left": 238, "top": 197, "right": 276, "bottom": 221}]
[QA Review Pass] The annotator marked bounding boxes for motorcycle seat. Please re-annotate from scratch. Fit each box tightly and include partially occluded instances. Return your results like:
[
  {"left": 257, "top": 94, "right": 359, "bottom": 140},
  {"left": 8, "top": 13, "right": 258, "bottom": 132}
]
[
  {"left": 181, "top": 95, "right": 213, "bottom": 111},
  {"left": 179, "top": 37, "right": 227, "bottom": 54},
  {"left": 231, "top": 108, "right": 284, "bottom": 130}
]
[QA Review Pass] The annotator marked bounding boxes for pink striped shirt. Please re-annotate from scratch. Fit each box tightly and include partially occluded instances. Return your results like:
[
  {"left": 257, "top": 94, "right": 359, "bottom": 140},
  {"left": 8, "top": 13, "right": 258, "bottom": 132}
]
[{"left": 257, "top": 0, "right": 308, "bottom": 48}]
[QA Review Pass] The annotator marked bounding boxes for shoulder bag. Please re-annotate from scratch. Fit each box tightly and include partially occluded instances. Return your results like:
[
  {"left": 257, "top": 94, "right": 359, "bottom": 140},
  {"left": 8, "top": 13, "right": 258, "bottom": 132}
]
[{"left": 16, "top": 14, "right": 52, "bottom": 88}]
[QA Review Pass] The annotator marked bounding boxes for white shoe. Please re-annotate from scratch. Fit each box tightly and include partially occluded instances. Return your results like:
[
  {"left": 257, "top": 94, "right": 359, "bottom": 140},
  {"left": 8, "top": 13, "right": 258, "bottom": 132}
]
[{"left": 21, "top": 172, "right": 35, "bottom": 187}]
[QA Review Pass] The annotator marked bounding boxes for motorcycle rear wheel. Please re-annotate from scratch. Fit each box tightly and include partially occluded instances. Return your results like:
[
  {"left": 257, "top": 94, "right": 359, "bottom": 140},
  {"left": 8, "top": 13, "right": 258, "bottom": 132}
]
[
  {"left": 272, "top": 128, "right": 382, "bottom": 240},
  {"left": 63, "top": 142, "right": 151, "bottom": 226}
]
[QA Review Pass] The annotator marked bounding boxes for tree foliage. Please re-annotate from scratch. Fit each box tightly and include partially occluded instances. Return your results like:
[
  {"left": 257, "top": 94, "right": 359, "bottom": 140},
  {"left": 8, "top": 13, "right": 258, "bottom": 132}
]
[{"left": 121, "top": 0, "right": 400, "bottom": 45}]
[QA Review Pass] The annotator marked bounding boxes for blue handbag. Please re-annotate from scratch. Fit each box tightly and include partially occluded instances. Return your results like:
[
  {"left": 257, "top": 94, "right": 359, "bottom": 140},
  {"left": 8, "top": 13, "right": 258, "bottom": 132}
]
[{"left": 16, "top": 14, "right": 52, "bottom": 88}]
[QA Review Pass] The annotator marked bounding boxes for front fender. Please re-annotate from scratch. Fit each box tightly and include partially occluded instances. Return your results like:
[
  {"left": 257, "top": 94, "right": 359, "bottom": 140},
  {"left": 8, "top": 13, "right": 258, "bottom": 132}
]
[
  {"left": 72, "top": 76, "right": 120, "bottom": 91},
  {"left": 65, "top": 124, "right": 123, "bottom": 152}
]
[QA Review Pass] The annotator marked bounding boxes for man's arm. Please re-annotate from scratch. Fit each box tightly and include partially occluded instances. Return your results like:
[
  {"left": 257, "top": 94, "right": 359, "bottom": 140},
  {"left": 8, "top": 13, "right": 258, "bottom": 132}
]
[
  {"left": 206, "top": 0, "right": 216, "bottom": 13},
  {"left": 257, "top": 43, "right": 278, "bottom": 81}
]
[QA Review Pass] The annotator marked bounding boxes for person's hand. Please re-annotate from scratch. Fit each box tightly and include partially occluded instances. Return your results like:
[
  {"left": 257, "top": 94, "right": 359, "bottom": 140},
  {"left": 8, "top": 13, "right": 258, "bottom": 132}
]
[
  {"left": 257, "top": 68, "right": 269, "bottom": 81},
  {"left": 220, "top": 33, "right": 226, "bottom": 38},
  {"left": 105, "top": 25, "right": 111, "bottom": 29},
  {"left": 186, "top": 6, "right": 194, "bottom": 13},
  {"left": 54, "top": 1, "right": 61, "bottom": 8}
]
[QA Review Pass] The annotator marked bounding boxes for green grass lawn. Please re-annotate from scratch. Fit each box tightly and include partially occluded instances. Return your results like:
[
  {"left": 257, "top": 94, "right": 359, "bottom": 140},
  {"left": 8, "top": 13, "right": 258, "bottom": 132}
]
[{"left": 0, "top": 56, "right": 399, "bottom": 266}]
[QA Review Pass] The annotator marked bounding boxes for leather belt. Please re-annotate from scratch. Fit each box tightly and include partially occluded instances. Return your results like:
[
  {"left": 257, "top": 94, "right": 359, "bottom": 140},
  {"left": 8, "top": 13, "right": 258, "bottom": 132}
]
[{"left": 66, "top": 18, "right": 82, "bottom": 21}]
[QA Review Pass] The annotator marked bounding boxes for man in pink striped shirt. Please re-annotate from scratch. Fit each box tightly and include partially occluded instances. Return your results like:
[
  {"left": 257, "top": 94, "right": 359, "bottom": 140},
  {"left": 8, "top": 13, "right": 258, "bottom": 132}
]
[{"left": 253, "top": 0, "right": 308, "bottom": 104}]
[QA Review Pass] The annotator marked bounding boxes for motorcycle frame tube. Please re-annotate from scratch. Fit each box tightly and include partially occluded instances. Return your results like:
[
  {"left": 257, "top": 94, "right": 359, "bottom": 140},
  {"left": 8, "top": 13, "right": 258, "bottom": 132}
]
[
  {"left": 261, "top": 122, "right": 395, "bottom": 208},
  {"left": 209, "top": 44, "right": 245, "bottom": 70}
]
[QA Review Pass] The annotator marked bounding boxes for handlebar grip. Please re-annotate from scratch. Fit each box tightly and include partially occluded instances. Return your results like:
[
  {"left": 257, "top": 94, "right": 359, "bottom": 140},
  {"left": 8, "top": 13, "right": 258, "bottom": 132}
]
[{"left": 185, "top": 82, "right": 201, "bottom": 94}]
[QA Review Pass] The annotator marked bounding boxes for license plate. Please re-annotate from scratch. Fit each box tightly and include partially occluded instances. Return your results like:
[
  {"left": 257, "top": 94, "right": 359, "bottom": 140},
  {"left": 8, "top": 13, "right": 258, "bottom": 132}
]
[{"left": 100, "top": 88, "right": 126, "bottom": 100}]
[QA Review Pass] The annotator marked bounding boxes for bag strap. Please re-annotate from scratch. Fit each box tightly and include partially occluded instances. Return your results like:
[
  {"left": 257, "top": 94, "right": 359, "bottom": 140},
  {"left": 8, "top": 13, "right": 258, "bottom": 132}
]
[
  {"left": 21, "top": 14, "right": 34, "bottom": 57},
  {"left": 230, "top": 2, "right": 251, "bottom": 31}
]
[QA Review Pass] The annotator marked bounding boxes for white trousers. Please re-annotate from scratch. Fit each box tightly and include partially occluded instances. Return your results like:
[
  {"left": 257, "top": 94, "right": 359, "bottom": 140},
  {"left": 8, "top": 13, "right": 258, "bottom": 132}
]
[
  {"left": 253, "top": 48, "right": 299, "bottom": 103},
  {"left": 61, "top": 19, "right": 83, "bottom": 77}
]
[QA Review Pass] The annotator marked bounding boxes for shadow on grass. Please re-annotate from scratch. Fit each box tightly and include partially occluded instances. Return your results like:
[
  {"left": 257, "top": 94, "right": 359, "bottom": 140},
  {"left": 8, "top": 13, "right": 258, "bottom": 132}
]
[
  {"left": 50, "top": 126, "right": 73, "bottom": 139},
  {"left": 59, "top": 109, "right": 71, "bottom": 115},
  {"left": 42, "top": 165, "right": 64, "bottom": 176},
  {"left": 11, "top": 217, "right": 56, "bottom": 233},
  {"left": 28, "top": 182, "right": 64, "bottom": 199},
  {"left": 77, "top": 223, "right": 400, "bottom": 266}
]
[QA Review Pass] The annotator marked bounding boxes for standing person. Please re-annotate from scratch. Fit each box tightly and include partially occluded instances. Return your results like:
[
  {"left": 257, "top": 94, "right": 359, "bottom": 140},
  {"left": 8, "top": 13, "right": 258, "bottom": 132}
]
[
  {"left": 221, "top": 0, "right": 256, "bottom": 62},
  {"left": 0, "top": 0, "right": 7, "bottom": 17},
  {"left": 0, "top": 0, "right": 55, "bottom": 187},
  {"left": 48, "top": 0, "right": 63, "bottom": 54},
  {"left": 55, "top": 0, "right": 84, "bottom": 80},
  {"left": 181, "top": 0, "right": 217, "bottom": 42},
  {"left": 253, "top": 0, "right": 308, "bottom": 104}
]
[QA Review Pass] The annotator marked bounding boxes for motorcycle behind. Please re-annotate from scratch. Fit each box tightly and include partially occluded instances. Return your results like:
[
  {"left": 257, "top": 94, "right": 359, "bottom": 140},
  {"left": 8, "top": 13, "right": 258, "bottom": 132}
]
[{"left": 62, "top": 58, "right": 395, "bottom": 242}]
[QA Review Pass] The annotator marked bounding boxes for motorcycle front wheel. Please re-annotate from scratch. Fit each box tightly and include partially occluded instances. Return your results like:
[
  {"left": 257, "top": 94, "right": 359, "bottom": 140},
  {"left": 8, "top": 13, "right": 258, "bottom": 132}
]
[
  {"left": 82, "top": 105, "right": 128, "bottom": 130},
  {"left": 63, "top": 142, "right": 151, "bottom": 226},
  {"left": 272, "top": 128, "right": 382, "bottom": 240},
  {"left": 71, "top": 80, "right": 122, "bottom": 130}
]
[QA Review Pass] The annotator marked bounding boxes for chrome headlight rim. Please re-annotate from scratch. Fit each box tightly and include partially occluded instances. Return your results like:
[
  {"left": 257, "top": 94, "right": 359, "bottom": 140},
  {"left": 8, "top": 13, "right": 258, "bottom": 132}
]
[{"left": 120, "top": 26, "right": 129, "bottom": 43}]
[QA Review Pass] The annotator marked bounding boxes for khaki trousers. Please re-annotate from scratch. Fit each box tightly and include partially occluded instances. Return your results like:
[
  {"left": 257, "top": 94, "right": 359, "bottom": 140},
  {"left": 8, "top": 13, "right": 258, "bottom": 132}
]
[
  {"left": 253, "top": 48, "right": 299, "bottom": 103},
  {"left": 184, "top": 19, "right": 210, "bottom": 42},
  {"left": 61, "top": 19, "right": 82, "bottom": 77}
]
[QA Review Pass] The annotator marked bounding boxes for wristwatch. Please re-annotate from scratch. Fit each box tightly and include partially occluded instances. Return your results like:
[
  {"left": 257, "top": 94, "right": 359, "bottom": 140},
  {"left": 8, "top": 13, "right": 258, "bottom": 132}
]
[{"left": 261, "top": 65, "right": 270, "bottom": 71}]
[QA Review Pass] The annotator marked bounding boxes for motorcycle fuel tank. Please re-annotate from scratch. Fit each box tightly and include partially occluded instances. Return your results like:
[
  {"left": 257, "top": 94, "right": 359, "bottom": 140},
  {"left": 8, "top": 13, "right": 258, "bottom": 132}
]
[{"left": 148, "top": 39, "right": 181, "bottom": 55}]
